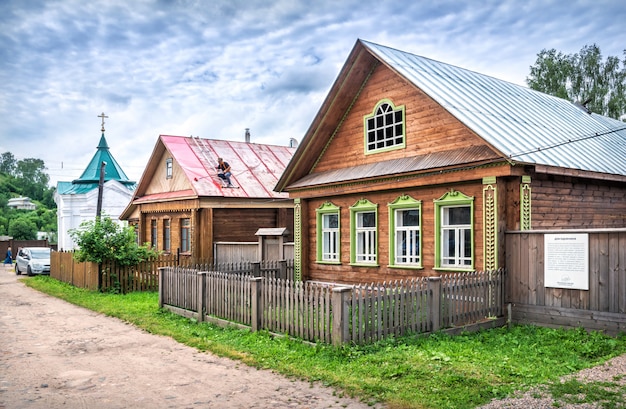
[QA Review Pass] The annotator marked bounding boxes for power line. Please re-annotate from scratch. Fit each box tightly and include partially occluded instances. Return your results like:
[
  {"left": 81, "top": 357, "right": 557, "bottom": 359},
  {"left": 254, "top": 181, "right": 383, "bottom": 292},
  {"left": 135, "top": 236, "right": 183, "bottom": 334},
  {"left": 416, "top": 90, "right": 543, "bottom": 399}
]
[{"left": 508, "top": 124, "right": 626, "bottom": 159}]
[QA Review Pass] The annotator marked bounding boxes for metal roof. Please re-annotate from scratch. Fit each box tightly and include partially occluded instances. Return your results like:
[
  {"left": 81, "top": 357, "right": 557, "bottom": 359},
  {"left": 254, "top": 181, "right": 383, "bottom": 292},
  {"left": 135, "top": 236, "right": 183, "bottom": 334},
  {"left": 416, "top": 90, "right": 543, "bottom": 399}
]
[
  {"left": 289, "top": 145, "right": 499, "bottom": 188},
  {"left": 160, "top": 135, "right": 296, "bottom": 199},
  {"left": 74, "top": 134, "right": 135, "bottom": 185},
  {"left": 361, "top": 40, "right": 626, "bottom": 177}
]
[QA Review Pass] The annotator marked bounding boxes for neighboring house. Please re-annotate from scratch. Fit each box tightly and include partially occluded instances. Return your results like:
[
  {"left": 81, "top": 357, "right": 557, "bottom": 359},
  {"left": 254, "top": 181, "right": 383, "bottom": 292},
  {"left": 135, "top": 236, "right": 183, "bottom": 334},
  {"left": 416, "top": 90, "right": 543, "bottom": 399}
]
[
  {"left": 275, "top": 39, "right": 626, "bottom": 285},
  {"left": 120, "top": 134, "right": 296, "bottom": 262},
  {"left": 7, "top": 197, "right": 36, "bottom": 210},
  {"left": 55, "top": 134, "right": 136, "bottom": 250}
]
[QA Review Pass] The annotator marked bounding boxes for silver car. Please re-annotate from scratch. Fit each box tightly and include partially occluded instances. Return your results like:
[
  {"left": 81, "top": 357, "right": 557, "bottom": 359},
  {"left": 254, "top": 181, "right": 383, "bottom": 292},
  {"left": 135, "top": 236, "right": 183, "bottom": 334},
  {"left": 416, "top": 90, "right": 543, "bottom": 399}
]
[{"left": 15, "top": 247, "right": 51, "bottom": 275}]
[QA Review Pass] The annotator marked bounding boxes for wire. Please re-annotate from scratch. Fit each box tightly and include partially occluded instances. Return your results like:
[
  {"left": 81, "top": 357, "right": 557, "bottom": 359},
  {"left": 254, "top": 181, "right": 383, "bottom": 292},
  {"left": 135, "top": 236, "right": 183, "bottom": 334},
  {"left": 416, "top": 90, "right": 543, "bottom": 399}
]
[{"left": 508, "top": 124, "right": 626, "bottom": 159}]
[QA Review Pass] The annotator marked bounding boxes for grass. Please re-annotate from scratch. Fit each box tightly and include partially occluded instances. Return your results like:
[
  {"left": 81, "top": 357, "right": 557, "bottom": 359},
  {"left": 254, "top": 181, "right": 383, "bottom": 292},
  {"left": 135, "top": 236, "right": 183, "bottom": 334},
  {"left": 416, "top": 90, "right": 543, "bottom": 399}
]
[{"left": 24, "top": 276, "right": 626, "bottom": 409}]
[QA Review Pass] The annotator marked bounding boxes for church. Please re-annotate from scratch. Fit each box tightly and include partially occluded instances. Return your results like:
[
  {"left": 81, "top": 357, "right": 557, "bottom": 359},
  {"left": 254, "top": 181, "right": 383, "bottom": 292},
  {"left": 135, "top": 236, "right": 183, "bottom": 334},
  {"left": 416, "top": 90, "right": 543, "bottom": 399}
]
[{"left": 55, "top": 114, "right": 136, "bottom": 250}]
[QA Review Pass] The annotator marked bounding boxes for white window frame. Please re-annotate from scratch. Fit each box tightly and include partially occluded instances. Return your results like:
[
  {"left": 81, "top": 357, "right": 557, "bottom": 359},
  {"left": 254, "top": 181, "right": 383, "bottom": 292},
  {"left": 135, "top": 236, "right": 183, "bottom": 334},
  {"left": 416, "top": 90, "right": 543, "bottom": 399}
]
[
  {"left": 316, "top": 202, "right": 341, "bottom": 263},
  {"left": 364, "top": 99, "right": 406, "bottom": 154},
  {"left": 441, "top": 206, "right": 472, "bottom": 267},
  {"left": 388, "top": 195, "right": 422, "bottom": 268},
  {"left": 350, "top": 199, "right": 378, "bottom": 266},
  {"left": 434, "top": 190, "right": 474, "bottom": 271},
  {"left": 321, "top": 213, "right": 339, "bottom": 261},
  {"left": 395, "top": 209, "right": 421, "bottom": 265}
]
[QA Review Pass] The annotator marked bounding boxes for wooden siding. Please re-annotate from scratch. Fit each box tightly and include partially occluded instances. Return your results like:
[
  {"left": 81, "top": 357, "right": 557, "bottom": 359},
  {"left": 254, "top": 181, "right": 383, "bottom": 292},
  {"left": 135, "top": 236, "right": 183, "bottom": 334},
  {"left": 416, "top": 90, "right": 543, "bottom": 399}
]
[
  {"left": 144, "top": 148, "right": 191, "bottom": 195},
  {"left": 505, "top": 230, "right": 626, "bottom": 335},
  {"left": 312, "top": 63, "right": 491, "bottom": 174},
  {"left": 213, "top": 208, "right": 294, "bottom": 242},
  {"left": 302, "top": 182, "right": 486, "bottom": 284},
  {"left": 530, "top": 174, "right": 626, "bottom": 229}
]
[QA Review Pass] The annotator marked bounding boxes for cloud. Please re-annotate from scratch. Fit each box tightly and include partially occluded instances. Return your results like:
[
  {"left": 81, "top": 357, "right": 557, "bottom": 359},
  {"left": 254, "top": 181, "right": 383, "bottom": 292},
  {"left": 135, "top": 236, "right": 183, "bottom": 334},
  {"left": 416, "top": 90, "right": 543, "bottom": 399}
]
[{"left": 0, "top": 0, "right": 623, "bottom": 186}]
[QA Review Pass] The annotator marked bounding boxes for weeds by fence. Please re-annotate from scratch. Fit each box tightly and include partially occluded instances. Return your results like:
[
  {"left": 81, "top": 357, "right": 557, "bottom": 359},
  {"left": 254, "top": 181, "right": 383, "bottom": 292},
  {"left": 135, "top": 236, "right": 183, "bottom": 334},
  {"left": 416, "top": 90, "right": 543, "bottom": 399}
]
[{"left": 159, "top": 267, "right": 505, "bottom": 345}]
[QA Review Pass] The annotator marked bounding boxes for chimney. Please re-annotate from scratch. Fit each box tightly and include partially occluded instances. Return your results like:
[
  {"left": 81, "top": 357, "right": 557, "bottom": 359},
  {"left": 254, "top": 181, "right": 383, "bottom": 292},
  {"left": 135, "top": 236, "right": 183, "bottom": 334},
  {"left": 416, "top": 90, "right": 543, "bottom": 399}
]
[{"left": 245, "top": 128, "right": 251, "bottom": 143}]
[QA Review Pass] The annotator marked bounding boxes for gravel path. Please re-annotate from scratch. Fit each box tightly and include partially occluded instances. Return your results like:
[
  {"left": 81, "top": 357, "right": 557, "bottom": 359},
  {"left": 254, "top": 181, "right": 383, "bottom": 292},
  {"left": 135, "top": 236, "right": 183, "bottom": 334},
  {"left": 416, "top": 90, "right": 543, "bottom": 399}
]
[
  {"left": 0, "top": 265, "right": 377, "bottom": 409},
  {"left": 478, "top": 340, "right": 626, "bottom": 408}
]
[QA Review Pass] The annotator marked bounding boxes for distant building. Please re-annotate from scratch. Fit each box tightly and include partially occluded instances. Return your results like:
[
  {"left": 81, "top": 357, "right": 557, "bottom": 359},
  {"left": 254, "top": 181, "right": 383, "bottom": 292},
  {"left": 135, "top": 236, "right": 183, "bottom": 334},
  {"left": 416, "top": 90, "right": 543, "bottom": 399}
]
[
  {"left": 55, "top": 119, "right": 136, "bottom": 251},
  {"left": 7, "top": 197, "right": 36, "bottom": 210}
]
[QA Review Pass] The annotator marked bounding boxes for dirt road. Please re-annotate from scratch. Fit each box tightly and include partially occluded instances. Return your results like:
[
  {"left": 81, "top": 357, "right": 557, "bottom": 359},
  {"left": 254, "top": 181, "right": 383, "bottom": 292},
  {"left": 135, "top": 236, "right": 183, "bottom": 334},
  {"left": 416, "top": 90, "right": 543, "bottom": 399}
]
[{"left": 0, "top": 265, "right": 376, "bottom": 409}]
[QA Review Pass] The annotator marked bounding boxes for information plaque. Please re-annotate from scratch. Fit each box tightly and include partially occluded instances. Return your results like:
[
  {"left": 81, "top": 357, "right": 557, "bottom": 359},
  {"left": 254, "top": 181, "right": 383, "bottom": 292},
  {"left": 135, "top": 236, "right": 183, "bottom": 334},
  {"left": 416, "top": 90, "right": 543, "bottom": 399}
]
[{"left": 544, "top": 233, "right": 589, "bottom": 290}]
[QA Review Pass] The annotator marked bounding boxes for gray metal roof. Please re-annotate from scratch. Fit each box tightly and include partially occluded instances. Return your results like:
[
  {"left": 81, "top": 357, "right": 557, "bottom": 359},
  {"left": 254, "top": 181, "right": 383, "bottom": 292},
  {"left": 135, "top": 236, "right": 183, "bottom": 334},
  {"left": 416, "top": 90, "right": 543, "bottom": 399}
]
[
  {"left": 289, "top": 145, "right": 498, "bottom": 188},
  {"left": 362, "top": 40, "right": 626, "bottom": 177}
]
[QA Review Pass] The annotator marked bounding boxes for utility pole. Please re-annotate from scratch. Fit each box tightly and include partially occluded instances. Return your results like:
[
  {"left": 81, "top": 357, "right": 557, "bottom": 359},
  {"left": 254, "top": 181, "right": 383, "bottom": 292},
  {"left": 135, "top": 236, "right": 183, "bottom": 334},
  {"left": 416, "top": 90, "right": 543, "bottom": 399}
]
[{"left": 96, "top": 161, "right": 106, "bottom": 219}]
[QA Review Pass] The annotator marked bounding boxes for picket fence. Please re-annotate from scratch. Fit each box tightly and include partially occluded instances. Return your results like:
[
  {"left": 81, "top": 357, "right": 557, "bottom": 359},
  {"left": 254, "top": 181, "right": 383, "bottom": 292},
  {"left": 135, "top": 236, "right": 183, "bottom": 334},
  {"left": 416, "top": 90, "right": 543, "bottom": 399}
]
[
  {"left": 159, "top": 267, "right": 505, "bottom": 345},
  {"left": 51, "top": 251, "right": 294, "bottom": 293}
]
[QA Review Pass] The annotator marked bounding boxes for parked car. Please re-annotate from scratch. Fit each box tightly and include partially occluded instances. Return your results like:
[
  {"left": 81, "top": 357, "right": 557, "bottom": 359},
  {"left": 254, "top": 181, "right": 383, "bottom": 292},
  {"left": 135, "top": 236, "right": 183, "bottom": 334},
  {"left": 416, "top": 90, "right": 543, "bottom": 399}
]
[{"left": 15, "top": 247, "right": 51, "bottom": 276}]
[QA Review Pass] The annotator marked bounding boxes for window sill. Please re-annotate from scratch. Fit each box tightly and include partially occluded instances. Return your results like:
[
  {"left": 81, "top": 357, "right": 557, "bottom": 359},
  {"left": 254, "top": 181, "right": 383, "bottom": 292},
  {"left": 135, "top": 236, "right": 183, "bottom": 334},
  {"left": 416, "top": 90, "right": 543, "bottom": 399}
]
[
  {"left": 316, "top": 260, "right": 342, "bottom": 265},
  {"left": 349, "top": 262, "right": 379, "bottom": 268},
  {"left": 434, "top": 267, "right": 474, "bottom": 273},
  {"left": 388, "top": 264, "right": 423, "bottom": 270}
]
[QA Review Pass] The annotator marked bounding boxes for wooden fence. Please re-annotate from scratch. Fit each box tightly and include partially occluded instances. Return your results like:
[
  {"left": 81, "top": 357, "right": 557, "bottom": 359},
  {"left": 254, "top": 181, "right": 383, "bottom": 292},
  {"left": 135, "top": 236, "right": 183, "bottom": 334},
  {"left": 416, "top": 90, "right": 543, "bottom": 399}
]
[
  {"left": 159, "top": 267, "right": 505, "bottom": 345},
  {"left": 51, "top": 251, "right": 294, "bottom": 293},
  {"left": 505, "top": 229, "right": 626, "bottom": 335}
]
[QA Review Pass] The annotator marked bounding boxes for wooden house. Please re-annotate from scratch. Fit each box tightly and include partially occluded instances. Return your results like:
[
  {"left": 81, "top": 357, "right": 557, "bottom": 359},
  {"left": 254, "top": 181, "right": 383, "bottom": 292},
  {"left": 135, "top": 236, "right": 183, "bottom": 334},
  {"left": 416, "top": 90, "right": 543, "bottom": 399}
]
[
  {"left": 121, "top": 135, "right": 296, "bottom": 262},
  {"left": 275, "top": 39, "right": 626, "bottom": 285}
]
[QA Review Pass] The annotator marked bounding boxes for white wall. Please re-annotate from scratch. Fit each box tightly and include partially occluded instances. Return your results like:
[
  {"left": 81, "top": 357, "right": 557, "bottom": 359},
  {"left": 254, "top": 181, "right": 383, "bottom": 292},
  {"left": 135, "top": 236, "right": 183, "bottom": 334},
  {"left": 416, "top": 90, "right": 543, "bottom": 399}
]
[{"left": 55, "top": 180, "right": 134, "bottom": 250}]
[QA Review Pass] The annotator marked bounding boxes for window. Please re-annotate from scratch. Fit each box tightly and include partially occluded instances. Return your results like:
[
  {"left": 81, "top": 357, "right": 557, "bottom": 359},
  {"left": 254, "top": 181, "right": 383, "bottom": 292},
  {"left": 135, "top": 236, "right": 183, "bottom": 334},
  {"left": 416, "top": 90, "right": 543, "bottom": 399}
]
[
  {"left": 435, "top": 190, "right": 474, "bottom": 270},
  {"left": 350, "top": 199, "right": 378, "bottom": 265},
  {"left": 441, "top": 206, "right": 471, "bottom": 266},
  {"left": 316, "top": 202, "right": 340, "bottom": 263},
  {"left": 364, "top": 99, "right": 405, "bottom": 153},
  {"left": 180, "top": 218, "right": 190, "bottom": 253},
  {"left": 166, "top": 158, "right": 173, "bottom": 179},
  {"left": 388, "top": 195, "right": 421, "bottom": 267},
  {"left": 163, "top": 219, "right": 171, "bottom": 252},
  {"left": 150, "top": 220, "right": 157, "bottom": 249}
]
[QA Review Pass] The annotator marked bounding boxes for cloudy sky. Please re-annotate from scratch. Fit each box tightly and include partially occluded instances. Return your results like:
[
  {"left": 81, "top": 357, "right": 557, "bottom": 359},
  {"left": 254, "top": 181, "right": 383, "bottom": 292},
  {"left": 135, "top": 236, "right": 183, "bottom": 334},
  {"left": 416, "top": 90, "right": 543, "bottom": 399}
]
[{"left": 1, "top": 0, "right": 624, "bottom": 187}]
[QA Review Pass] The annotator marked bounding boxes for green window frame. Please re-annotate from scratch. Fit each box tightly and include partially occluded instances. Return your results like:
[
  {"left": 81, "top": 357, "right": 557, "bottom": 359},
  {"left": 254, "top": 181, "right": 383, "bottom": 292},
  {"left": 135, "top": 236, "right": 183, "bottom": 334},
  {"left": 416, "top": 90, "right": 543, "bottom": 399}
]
[
  {"left": 364, "top": 99, "right": 406, "bottom": 154},
  {"left": 388, "top": 195, "right": 422, "bottom": 268},
  {"left": 316, "top": 202, "right": 341, "bottom": 263},
  {"left": 434, "top": 190, "right": 474, "bottom": 271},
  {"left": 350, "top": 199, "right": 378, "bottom": 266}
]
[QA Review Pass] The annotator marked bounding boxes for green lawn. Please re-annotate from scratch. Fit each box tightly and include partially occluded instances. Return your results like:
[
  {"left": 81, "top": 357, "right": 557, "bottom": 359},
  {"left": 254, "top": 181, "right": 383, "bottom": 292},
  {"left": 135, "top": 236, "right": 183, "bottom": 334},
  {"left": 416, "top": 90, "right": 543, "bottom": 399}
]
[{"left": 24, "top": 276, "right": 626, "bottom": 409}]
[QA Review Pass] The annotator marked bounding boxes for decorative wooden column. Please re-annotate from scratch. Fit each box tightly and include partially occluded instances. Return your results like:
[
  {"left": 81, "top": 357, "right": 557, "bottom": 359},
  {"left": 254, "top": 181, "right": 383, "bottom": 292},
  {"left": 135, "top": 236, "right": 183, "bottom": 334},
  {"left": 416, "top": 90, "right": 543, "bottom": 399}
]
[
  {"left": 293, "top": 198, "right": 302, "bottom": 282},
  {"left": 520, "top": 176, "right": 532, "bottom": 230},
  {"left": 483, "top": 177, "right": 498, "bottom": 271}
]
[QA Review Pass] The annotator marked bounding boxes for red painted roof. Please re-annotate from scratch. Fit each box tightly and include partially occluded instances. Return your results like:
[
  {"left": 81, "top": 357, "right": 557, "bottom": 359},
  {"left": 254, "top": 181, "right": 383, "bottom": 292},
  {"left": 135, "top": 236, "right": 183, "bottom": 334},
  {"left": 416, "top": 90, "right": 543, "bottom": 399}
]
[
  {"left": 134, "top": 189, "right": 196, "bottom": 203},
  {"left": 161, "top": 135, "right": 296, "bottom": 199}
]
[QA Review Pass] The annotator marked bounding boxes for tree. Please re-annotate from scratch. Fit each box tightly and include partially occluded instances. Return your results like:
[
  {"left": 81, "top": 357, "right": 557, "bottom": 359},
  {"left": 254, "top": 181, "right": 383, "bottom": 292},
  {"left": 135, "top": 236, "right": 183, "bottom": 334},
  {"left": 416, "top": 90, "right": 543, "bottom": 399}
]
[
  {"left": 527, "top": 44, "right": 626, "bottom": 120},
  {"left": 15, "top": 158, "right": 51, "bottom": 202},
  {"left": 69, "top": 217, "right": 159, "bottom": 266},
  {"left": 0, "top": 152, "right": 17, "bottom": 175},
  {"left": 8, "top": 217, "right": 38, "bottom": 240}
]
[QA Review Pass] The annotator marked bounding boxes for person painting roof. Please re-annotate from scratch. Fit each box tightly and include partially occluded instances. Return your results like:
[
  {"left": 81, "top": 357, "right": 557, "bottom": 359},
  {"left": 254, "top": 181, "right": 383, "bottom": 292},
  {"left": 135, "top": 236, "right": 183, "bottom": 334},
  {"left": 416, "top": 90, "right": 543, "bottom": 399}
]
[{"left": 215, "top": 158, "right": 233, "bottom": 188}]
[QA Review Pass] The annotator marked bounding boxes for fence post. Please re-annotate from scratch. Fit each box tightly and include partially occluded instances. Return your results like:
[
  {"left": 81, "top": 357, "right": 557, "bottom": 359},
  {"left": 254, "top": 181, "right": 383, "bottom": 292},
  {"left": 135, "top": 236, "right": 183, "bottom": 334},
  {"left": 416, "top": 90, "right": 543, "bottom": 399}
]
[
  {"left": 252, "top": 262, "right": 261, "bottom": 277},
  {"left": 332, "top": 286, "right": 352, "bottom": 346},
  {"left": 158, "top": 267, "right": 167, "bottom": 308},
  {"left": 197, "top": 272, "right": 207, "bottom": 322},
  {"left": 279, "top": 260, "right": 287, "bottom": 280},
  {"left": 250, "top": 277, "right": 263, "bottom": 332},
  {"left": 429, "top": 277, "right": 441, "bottom": 332}
]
